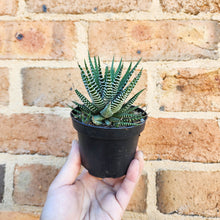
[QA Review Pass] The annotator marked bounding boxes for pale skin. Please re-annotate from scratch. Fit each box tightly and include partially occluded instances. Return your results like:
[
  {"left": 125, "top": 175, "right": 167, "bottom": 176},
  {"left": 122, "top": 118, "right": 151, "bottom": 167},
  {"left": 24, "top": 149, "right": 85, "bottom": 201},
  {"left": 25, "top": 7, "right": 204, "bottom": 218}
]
[{"left": 41, "top": 140, "right": 144, "bottom": 220}]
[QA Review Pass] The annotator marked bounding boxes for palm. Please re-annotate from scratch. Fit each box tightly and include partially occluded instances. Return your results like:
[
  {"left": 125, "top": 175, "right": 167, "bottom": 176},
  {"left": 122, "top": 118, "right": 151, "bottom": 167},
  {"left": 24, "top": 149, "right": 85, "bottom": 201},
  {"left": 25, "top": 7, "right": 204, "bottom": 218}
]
[
  {"left": 73, "top": 174, "right": 124, "bottom": 220},
  {"left": 41, "top": 141, "right": 143, "bottom": 220}
]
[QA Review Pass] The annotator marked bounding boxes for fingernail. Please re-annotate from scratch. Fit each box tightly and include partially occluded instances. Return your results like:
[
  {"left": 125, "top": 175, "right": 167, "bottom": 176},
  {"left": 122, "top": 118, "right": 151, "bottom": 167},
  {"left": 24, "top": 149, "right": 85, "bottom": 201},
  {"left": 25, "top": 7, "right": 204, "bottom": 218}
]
[
  {"left": 70, "top": 140, "right": 78, "bottom": 152},
  {"left": 136, "top": 151, "right": 143, "bottom": 160},
  {"left": 72, "top": 140, "right": 78, "bottom": 146}
]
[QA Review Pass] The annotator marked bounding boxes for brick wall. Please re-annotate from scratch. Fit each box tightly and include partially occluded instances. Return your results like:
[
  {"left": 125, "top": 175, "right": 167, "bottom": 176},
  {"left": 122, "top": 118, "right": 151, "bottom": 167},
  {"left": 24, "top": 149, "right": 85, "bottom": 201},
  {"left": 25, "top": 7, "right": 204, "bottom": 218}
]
[{"left": 0, "top": 0, "right": 219, "bottom": 219}]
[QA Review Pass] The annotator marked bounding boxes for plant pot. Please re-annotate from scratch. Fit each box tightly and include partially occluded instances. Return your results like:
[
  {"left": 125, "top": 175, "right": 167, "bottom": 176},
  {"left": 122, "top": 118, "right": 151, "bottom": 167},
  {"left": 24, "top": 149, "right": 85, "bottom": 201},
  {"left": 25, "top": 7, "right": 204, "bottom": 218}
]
[{"left": 71, "top": 108, "right": 147, "bottom": 178}]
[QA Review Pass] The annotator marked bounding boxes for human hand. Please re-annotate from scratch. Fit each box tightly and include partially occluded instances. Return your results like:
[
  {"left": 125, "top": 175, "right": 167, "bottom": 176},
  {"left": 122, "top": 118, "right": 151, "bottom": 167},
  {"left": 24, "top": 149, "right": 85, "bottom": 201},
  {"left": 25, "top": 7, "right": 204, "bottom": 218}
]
[{"left": 41, "top": 140, "right": 144, "bottom": 220}]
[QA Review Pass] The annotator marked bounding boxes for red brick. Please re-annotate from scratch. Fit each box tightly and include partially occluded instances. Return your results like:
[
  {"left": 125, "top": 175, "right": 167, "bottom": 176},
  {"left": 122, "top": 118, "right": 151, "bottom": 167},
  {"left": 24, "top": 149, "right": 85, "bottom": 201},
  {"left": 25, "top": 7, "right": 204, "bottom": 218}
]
[
  {"left": 0, "top": 0, "right": 18, "bottom": 15},
  {"left": 0, "top": 212, "right": 39, "bottom": 220},
  {"left": 127, "top": 175, "right": 147, "bottom": 213},
  {"left": 159, "top": 68, "right": 220, "bottom": 112},
  {"left": 89, "top": 21, "right": 220, "bottom": 61},
  {"left": 157, "top": 170, "right": 220, "bottom": 217},
  {"left": 0, "top": 68, "right": 9, "bottom": 106},
  {"left": 139, "top": 118, "right": 220, "bottom": 162},
  {"left": 0, "top": 165, "right": 5, "bottom": 203},
  {"left": 0, "top": 21, "right": 76, "bottom": 60},
  {"left": 14, "top": 164, "right": 59, "bottom": 206},
  {"left": 22, "top": 67, "right": 147, "bottom": 107},
  {"left": 160, "top": 0, "right": 220, "bottom": 15},
  {"left": 22, "top": 68, "right": 87, "bottom": 107},
  {"left": 0, "top": 113, "right": 76, "bottom": 156},
  {"left": 25, "top": 0, "right": 152, "bottom": 13}
]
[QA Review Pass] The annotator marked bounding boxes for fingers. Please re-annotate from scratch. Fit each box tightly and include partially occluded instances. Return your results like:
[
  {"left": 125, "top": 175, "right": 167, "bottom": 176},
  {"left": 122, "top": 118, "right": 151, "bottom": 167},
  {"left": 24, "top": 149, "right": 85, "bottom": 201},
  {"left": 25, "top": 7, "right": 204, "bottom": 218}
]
[
  {"left": 49, "top": 140, "right": 81, "bottom": 190},
  {"left": 116, "top": 151, "right": 144, "bottom": 211},
  {"left": 103, "top": 177, "right": 123, "bottom": 187}
]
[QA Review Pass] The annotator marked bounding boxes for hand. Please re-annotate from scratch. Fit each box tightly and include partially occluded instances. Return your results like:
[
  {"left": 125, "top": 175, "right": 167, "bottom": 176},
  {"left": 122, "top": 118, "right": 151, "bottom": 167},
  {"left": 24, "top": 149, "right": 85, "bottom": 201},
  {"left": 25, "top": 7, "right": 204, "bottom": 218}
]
[{"left": 41, "top": 140, "right": 144, "bottom": 220}]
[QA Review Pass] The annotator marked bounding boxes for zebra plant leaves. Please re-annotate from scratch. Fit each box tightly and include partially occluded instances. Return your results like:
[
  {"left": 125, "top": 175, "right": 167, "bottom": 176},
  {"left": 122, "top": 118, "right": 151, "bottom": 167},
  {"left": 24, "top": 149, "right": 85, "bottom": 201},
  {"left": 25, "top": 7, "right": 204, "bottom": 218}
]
[{"left": 71, "top": 53, "right": 146, "bottom": 127}]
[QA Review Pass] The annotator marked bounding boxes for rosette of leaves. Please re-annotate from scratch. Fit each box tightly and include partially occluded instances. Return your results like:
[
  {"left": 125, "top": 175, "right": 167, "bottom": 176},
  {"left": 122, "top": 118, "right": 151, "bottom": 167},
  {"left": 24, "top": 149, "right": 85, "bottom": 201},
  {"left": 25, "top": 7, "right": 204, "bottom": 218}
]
[{"left": 70, "top": 54, "right": 146, "bottom": 127}]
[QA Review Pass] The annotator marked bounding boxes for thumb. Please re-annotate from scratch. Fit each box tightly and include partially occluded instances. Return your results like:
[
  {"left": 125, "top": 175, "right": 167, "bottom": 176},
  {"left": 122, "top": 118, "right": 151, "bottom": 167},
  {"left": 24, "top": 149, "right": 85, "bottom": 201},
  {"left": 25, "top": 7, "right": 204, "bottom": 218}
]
[
  {"left": 116, "top": 151, "right": 144, "bottom": 211},
  {"left": 49, "top": 140, "right": 81, "bottom": 190}
]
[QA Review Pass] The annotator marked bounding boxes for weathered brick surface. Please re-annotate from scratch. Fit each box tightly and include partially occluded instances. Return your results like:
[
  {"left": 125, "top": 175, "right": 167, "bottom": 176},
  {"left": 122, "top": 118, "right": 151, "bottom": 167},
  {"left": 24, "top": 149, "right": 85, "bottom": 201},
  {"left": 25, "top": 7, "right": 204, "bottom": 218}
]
[
  {"left": 157, "top": 170, "right": 220, "bottom": 217},
  {"left": 0, "top": 212, "right": 39, "bottom": 220},
  {"left": 139, "top": 118, "right": 220, "bottom": 162},
  {"left": 158, "top": 68, "right": 220, "bottom": 112},
  {"left": 0, "top": 68, "right": 9, "bottom": 106},
  {"left": 0, "top": 114, "right": 76, "bottom": 156},
  {"left": 89, "top": 21, "right": 220, "bottom": 61},
  {"left": 22, "top": 67, "right": 147, "bottom": 107},
  {"left": 25, "top": 0, "right": 152, "bottom": 13},
  {"left": 160, "top": 0, "right": 220, "bottom": 15},
  {"left": 0, "top": 0, "right": 18, "bottom": 15},
  {"left": 14, "top": 164, "right": 59, "bottom": 206},
  {"left": 0, "top": 21, "right": 76, "bottom": 60},
  {"left": 22, "top": 68, "right": 87, "bottom": 107},
  {"left": 0, "top": 165, "right": 5, "bottom": 203},
  {"left": 127, "top": 175, "right": 147, "bottom": 213}
]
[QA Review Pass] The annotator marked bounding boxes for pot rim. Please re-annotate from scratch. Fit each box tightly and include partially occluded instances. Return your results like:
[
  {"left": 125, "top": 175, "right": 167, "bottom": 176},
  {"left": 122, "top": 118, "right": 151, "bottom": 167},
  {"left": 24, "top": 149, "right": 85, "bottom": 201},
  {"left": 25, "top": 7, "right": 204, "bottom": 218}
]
[{"left": 70, "top": 107, "right": 147, "bottom": 130}]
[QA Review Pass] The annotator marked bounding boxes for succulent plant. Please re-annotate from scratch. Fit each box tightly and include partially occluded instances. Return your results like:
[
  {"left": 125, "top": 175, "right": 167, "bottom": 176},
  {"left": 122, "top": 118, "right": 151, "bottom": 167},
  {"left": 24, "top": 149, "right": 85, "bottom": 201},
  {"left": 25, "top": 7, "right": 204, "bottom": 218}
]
[{"left": 70, "top": 54, "right": 146, "bottom": 127}]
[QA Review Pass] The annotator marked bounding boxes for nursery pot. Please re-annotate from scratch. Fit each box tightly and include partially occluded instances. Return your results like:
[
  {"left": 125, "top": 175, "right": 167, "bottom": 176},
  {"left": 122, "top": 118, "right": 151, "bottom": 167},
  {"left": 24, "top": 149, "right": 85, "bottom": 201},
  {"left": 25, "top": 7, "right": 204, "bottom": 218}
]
[{"left": 71, "top": 108, "right": 147, "bottom": 178}]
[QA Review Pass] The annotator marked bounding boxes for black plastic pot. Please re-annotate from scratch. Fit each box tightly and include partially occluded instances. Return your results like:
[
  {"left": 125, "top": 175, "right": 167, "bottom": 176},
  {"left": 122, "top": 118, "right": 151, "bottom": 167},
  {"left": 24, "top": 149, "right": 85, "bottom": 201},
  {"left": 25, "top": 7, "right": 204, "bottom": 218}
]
[{"left": 71, "top": 108, "right": 147, "bottom": 178}]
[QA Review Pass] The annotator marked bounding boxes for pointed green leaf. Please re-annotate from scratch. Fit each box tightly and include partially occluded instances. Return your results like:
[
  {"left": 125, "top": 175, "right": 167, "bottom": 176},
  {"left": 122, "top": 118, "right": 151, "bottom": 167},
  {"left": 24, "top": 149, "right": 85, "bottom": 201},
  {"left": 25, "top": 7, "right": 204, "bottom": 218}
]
[
  {"left": 92, "top": 114, "right": 105, "bottom": 125},
  {"left": 118, "top": 58, "right": 141, "bottom": 92},
  {"left": 78, "top": 63, "right": 91, "bottom": 98},
  {"left": 113, "top": 121, "right": 140, "bottom": 127},
  {"left": 86, "top": 79, "right": 105, "bottom": 110},
  {"left": 94, "top": 56, "right": 102, "bottom": 93},
  {"left": 82, "top": 59, "right": 103, "bottom": 107},
  {"left": 112, "top": 61, "right": 123, "bottom": 98},
  {"left": 114, "top": 58, "right": 122, "bottom": 78},
  {"left": 92, "top": 116, "right": 103, "bottom": 125},
  {"left": 75, "top": 89, "right": 98, "bottom": 113},
  {"left": 93, "top": 56, "right": 103, "bottom": 94},
  {"left": 111, "top": 69, "right": 143, "bottom": 113},
  {"left": 104, "top": 119, "right": 111, "bottom": 126},
  {"left": 103, "top": 65, "right": 112, "bottom": 101},
  {"left": 121, "top": 88, "right": 145, "bottom": 112},
  {"left": 88, "top": 53, "right": 99, "bottom": 89},
  {"left": 100, "top": 102, "right": 113, "bottom": 118},
  {"left": 72, "top": 101, "right": 91, "bottom": 115},
  {"left": 110, "top": 56, "right": 115, "bottom": 81},
  {"left": 98, "top": 56, "right": 104, "bottom": 91}
]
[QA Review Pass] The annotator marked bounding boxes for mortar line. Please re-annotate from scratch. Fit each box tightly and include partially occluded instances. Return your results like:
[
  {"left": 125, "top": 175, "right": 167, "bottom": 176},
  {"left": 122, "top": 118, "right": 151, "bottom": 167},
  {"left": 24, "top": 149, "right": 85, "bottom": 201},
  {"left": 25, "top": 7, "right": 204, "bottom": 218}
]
[
  {"left": 1, "top": 59, "right": 220, "bottom": 68},
  {"left": 154, "top": 212, "right": 220, "bottom": 220},
  {"left": 0, "top": 106, "right": 219, "bottom": 119},
  {"left": 145, "top": 160, "right": 220, "bottom": 172},
  {"left": 3, "top": 162, "right": 15, "bottom": 206},
  {"left": 145, "top": 66, "right": 159, "bottom": 115},
  {"left": 0, "top": 153, "right": 220, "bottom": 170},
  {"left": 0, "top": 10, "right": 218, "bottom": 22},
  {"left": 75, "top": 21, "right": 89, "bottom": 61},
  {"left": 17, "top": 0, "right": 27, "bottom": 17},
  {"left": 122, "top": 211, "right": 147, "bottom": 219},
  {"left": 152, "top": 0, "right": 163, "bottom": 16},
  {"left": 0, "top": 203, "right": 42, "bottom": 215},
  {"left": 0, "top": 153, "right": 66, "bottom": 168},
  {"left": 144, "top": 163, "right": 158, "bottom": 219},
  {"left": 8, "top": 66, "right": 23, "bottom": 112}
]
